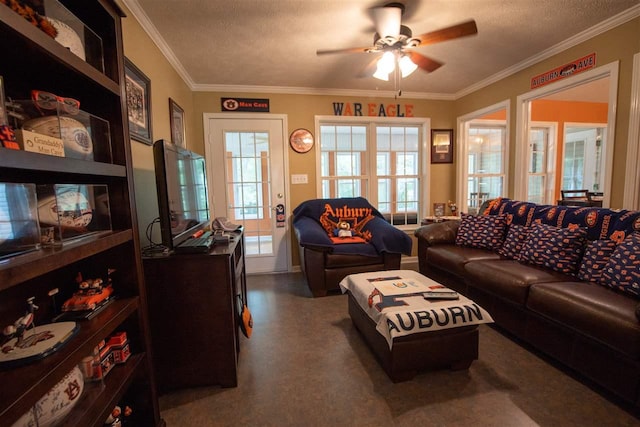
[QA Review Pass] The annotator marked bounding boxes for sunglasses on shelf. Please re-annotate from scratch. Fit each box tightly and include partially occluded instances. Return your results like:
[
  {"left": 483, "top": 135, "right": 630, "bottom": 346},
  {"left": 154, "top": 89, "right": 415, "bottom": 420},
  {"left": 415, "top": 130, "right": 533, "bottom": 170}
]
[{"left": 31, "top": 90, "right": 80, "bottom": 115}]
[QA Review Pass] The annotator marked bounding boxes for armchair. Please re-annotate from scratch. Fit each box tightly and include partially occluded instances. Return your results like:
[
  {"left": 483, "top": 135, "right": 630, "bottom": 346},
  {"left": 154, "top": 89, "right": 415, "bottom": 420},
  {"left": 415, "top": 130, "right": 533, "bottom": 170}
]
[{"left": 293, "top": 197, "right": 412, "bottom": 297}]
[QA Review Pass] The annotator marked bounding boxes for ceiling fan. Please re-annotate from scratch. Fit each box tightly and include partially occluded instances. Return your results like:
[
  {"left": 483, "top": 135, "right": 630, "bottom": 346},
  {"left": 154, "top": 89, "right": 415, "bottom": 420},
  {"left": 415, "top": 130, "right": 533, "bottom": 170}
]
[{"left": 317, "top": 2, "right": 478, "bottom": 82}]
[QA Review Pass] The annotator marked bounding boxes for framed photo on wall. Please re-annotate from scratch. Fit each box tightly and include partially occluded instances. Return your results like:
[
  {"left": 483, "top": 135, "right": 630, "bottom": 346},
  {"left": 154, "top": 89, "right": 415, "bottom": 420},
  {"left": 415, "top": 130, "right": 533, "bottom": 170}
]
[
  {"left": 169, "top": 98, "right": 186, "bottom": 148},
  {"left": 0, "top": 75, "right": 7, "bottom": 125},
  {"left": 124, "top": 58, "right": 152, "bottom": 145},
  {"left": 431, "top": 129, "right": 453, "bottom": 164}
]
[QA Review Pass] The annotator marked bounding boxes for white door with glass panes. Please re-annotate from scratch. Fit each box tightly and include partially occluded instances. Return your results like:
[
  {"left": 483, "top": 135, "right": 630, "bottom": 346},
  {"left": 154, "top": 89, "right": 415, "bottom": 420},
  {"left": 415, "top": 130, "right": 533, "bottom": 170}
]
[{"left": 205, "top": 114, "right": 288, "bottom": 273}]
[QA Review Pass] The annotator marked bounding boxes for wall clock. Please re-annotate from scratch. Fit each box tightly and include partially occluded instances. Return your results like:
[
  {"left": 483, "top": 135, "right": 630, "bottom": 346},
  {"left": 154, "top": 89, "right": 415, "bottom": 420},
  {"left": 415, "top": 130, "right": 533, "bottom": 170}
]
[{"left": 289, "top": 128, "right": 314, "bottom": 153}]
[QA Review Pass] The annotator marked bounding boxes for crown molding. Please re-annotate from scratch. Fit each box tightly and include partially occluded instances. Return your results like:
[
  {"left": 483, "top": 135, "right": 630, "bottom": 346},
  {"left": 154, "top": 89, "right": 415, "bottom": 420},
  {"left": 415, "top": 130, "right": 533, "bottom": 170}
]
[
  {"left": 123, "top": 0, "right": 639, "bottom": 101},
  {"left": 121, "top": 0, "right": 195, "bottom": 88},
  {"left": 190, "top": 83, "right": 455, "bottom": 100},
  {"left": 455, "top": 4, "right": 640, "bottom": 99}
]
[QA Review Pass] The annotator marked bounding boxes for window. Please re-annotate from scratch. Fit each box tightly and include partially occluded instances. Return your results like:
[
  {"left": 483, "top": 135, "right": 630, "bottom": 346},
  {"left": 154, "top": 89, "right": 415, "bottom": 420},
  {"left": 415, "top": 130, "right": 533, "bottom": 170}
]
[
  {"left": 527, "top": 126, "right": 553, "bottom": 204},
  {"left": 465, "top": 124, "right": 506, "bottom": 213},
  {"left": 562, "top": 138, "right": 585, "bottom": 190},
  {"left": 318, "top": 119, "right": 426, "bottom": 226},
  {"left": 563, "top": 126, "right": 605, "bottom": 192}
]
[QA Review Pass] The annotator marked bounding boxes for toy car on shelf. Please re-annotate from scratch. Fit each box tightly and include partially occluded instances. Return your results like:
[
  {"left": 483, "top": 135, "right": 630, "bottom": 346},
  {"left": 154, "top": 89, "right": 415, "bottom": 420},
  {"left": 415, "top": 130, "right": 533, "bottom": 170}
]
[{"left": 62, "top": 272, "right": 114, "bottom": 312}]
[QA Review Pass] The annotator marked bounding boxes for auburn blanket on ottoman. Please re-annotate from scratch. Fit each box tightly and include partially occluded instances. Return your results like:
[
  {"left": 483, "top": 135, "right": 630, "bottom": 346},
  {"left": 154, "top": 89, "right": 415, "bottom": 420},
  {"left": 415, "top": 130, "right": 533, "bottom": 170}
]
[{"left": 340, "top": 270, "right": 493, "bottom": 382}]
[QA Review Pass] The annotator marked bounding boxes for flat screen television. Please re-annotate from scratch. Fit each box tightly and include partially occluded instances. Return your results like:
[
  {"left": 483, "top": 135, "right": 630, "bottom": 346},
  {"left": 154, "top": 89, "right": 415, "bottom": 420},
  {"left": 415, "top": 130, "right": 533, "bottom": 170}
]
[{"left": 153, "top": 139, "right": 210, "bottom": 250}]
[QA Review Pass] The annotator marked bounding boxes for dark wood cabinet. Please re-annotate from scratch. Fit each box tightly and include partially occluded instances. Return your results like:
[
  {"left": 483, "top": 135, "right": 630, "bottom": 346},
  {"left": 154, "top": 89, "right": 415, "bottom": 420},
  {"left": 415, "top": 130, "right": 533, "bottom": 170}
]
[
  {"left": 0, "top": 1, "right": 163, "bottom": 425},
  {"left": 143, "top": 231, "right": 246, "bottom": 393}
]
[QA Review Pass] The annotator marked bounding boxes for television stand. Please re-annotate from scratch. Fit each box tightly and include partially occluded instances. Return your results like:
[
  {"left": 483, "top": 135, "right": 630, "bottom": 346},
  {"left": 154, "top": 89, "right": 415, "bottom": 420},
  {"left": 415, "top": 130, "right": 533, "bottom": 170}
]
[{"left": 142, "top": 230, "right": 246, "bottom": 392}]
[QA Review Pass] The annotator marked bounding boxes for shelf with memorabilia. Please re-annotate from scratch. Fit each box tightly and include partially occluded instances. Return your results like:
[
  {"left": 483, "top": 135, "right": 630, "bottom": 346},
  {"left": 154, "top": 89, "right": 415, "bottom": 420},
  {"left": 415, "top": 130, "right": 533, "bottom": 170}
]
[{"left": 0, "top": 0, "right": 163, "bottom": 426}]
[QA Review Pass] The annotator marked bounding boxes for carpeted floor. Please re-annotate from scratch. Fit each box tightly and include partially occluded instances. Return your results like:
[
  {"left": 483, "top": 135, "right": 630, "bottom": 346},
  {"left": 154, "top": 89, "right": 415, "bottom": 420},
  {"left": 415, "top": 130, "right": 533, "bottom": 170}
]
[{"left": 159, "top": 272, "right": 640, "bottom": 426}]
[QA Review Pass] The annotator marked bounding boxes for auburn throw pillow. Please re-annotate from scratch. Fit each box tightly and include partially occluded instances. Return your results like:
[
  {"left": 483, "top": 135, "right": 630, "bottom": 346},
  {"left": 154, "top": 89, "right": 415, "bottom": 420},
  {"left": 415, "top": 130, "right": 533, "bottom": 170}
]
[
  {"left": 600, "top": 233, "right": 640, "bottom": 298},
  {"left": 519, "top": 223, "right": 587, "bottom": 274},
  {"left": 498, "top": 224, "right": 530, "bottom": 260},
  {"left": 455, "top": 213, "right": 507, "bottom": 251},
  {"left": 577, "top": 239, "right": 618, "bottom": 283}
]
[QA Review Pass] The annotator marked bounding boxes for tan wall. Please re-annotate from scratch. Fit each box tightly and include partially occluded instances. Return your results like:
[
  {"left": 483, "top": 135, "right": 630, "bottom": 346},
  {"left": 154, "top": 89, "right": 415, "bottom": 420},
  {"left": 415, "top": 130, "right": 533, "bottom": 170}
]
[
  {"left": 194, "top": 92, "right": 455, "bottom": 263},
  {"left": 121, "top": 6, "right": 194, "bottom": 246},
  {"left": 193, "top": 92, "right": 455, "bottom": 212},
  {"left": 455, "top": 17, "right": 640, "bottom": 208},
  {"left": 121, "top": 8, "right": 639, "bottom": 265}
]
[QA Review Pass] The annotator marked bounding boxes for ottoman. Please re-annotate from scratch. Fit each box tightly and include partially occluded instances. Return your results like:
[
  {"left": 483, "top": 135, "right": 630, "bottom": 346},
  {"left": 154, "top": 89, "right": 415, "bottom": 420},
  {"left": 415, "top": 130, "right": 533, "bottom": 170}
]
[{"left": 340, "top": 270, "right": 493, "bottom": 382}]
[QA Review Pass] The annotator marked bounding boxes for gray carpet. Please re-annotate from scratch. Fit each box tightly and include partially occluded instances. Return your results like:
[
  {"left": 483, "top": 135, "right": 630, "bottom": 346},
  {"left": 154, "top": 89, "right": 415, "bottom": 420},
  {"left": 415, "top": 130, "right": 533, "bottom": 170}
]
[{"left": 159, "top": 272, "right": 639, "bottom": 426}]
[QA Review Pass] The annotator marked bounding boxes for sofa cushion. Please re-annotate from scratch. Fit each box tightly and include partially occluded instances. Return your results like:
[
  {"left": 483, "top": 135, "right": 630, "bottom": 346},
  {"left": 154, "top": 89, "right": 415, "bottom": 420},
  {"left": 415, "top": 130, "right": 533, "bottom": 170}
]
[
  {"left": 601, "top": 233, "right": 640, "bottom": 298},
  {"left": 527, "top": 282, "right": 640, "bottom": 359},
  {"left": 519, "top": 223, "right": 587, "bottom": 275},
  {"left": 426, "top": 244, "right": 500, "bottom": 278},
  {"left": 464, "top": 259, "right": 571, "bottom": 305},
  {"left": 455, "top": 213, "right": 507, "bottom": 251},
  {"left": 498, "top": 224, "right": 530, "bottom": 260},
  {"left": 577, "top": 239, "right": 618, "bottom": 283}
]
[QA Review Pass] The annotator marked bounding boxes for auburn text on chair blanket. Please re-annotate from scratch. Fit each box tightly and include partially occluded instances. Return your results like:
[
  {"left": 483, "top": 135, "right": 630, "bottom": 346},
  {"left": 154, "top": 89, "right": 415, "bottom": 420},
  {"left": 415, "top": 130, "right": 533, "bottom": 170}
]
[{"left": 340, "top": 270, "right": 493, "bottom": 348}]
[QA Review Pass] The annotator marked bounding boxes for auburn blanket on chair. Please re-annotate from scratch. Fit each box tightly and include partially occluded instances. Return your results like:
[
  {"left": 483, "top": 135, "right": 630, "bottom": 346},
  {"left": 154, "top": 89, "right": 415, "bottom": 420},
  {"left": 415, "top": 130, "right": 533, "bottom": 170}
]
[{"left": 293, "top": 197, "right": 412, "bottom": 256}]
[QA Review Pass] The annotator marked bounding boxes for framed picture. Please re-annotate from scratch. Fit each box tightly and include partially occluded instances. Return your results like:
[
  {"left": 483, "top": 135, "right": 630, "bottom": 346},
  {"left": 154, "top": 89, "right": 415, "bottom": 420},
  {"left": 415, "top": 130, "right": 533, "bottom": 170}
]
[
  {"left": 124, "top": 58, "right": 152, "bottom": 145},
  {"left": 0, "top": 75, "right": 7, "bottom": 125},
  {"left": 433, "top": 202, "right": 446, "bottom": 217},
  {"left": 431, "top": 129, "right": 453, "bottom": 164},
  {"left": 169, "top": 98, "right": 186, "bottom": 148}
]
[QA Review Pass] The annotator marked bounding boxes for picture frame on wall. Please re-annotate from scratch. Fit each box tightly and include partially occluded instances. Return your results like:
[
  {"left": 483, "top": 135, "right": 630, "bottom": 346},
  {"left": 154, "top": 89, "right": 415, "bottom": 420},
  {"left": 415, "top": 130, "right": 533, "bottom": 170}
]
[
  {"left": 431, "top": 129, "right": 453, "bottom": 164},
  {"left": 124, "top": 58, "right": 152, "bottom": 145},
  {"left": 0, "top": 75, "right": 7, "bottom": 125},
  {"left": 169, "top": 98, "right": 186, "bottom": 148}
]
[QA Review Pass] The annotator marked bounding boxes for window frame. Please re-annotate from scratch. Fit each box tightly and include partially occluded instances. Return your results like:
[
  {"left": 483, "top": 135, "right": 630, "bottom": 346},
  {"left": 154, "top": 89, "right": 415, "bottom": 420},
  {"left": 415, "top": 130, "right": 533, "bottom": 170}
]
[
  {"left": 458, "top": 117, "right": 509, "bottom": 214},
  {"left": 526, "top": 122, "right": 557, "bottom": 205},
  {"left": 457, "top": 101, "right": 510, "bottom": 213},
  {"left": 314, "top": 115, "right": 430, "bottom": 230}
]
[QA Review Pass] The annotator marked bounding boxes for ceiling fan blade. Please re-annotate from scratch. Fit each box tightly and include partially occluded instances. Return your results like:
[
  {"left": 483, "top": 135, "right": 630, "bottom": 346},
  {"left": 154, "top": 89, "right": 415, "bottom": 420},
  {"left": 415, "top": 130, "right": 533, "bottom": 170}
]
[
  {"left": 317, "top": 46, "right": 372, "bottom": 55},
  {"left": 356, "top": 56, "right": 381, "bottom": 78},
  {"left": 413, "top": 20, "right": 478, "bottom": 46},
  {"left": 407, "top": 51, "right": 443, "bottom": 73},
  {"left": 371, "top": 4, "right": 402, "bottom": 38}
]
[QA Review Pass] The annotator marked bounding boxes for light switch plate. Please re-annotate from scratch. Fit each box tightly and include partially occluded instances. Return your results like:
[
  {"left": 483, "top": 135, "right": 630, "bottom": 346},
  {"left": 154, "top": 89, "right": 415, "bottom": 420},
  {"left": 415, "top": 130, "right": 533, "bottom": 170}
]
[{"left": 291, "top": 174, "right": 308, "bottom": 184}]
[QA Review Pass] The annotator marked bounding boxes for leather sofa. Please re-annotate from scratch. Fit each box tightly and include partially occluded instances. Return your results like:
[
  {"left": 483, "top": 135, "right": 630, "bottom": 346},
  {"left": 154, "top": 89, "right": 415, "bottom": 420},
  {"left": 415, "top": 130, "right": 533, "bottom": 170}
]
[
  {"left": 293, "top": 197, "right": 412, "bottom": 297},
  {"left": 414, "top": 198, "right": 640, "bottom": 407}
]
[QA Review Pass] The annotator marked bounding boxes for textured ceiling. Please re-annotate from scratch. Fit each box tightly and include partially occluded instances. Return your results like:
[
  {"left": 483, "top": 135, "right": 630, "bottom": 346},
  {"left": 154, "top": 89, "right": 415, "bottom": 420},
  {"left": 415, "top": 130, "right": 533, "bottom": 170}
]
[{"left": 126, "top": 0, "right": 639, "bottom": 97}]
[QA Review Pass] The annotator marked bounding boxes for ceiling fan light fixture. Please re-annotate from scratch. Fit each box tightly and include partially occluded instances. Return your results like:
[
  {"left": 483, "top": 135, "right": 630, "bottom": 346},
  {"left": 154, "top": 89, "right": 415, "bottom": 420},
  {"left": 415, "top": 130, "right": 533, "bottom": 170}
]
[
  {"left": 373, "top": 68, "right": 390, "bottom": 81},
  {"left": 399, "top": 55, "right": 418, "bottom": 77},
  {"left": 376, "top": 51, "right": 396, "bottom": 73}
]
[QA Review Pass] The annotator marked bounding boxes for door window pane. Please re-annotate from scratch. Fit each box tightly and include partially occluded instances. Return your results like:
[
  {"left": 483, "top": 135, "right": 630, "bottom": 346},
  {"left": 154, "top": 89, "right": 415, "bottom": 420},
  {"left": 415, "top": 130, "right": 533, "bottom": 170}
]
[{"left": 224, "top": 131, "right": 272, "bottom": 255}]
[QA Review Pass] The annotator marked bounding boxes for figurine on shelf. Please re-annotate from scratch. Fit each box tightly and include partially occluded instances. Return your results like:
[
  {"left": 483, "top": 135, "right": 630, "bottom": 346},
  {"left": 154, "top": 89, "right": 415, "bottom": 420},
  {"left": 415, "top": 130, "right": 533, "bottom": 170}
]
[
  {"left": 1, "top": 297, "right": 41, "bottom": 353},
  {"left": 0, "top": 296, "right": 78, "bottom": 366},
  {"left": 104, "top": 404, "right": 133, "bottom": 426},
  {"left": 61, "top": 270, "right": 114, "bottom": 313},
  {"left": 448, "top": 200, "right": 458, "bottom": 216}
]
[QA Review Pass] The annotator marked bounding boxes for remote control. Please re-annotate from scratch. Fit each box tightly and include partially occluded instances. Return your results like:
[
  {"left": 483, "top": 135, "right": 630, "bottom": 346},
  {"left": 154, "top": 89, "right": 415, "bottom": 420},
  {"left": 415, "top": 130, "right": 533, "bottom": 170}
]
[{"left": 423, "top": 291, "right": 459, "bottom": 300}]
